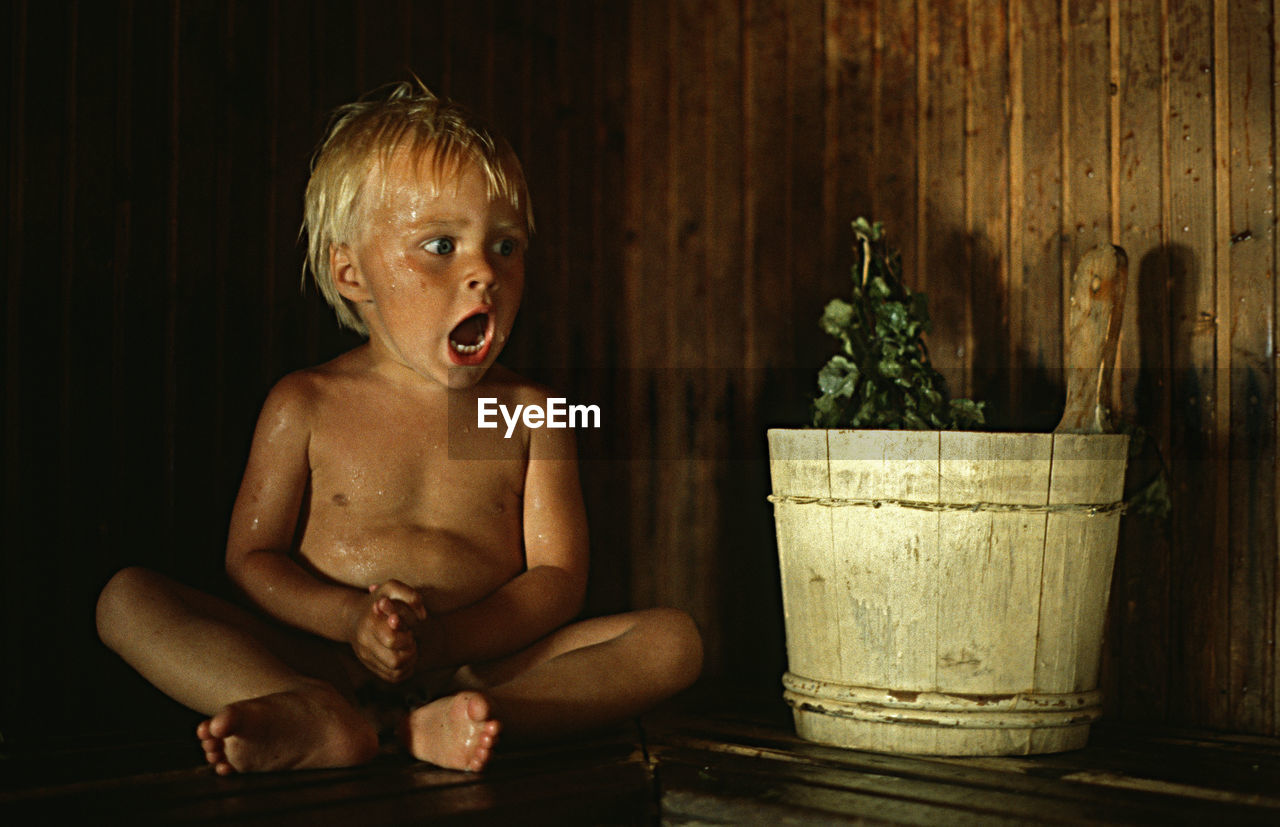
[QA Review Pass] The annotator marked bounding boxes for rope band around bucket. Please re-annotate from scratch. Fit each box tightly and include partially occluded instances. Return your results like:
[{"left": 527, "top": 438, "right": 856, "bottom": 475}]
[{"left": 766, "top": 493, "right": 1127, "bottom": 516}]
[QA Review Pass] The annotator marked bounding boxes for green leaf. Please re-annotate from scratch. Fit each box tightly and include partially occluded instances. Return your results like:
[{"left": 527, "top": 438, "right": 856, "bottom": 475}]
[
  {"left": 817, "top": 356, "right": 859, "bottom": 398},
  {"left": 877, "top": 358, "right": 903, "bottom": 379},
  {"left": 820, "top": 299, "right": 854, "bottom": 336},
  {"left": 811, "top": 393, "right": 843, "bottom": 427},
  {"left": 851, "top": 217, "right": 881, "bottom": 242},
  {"left": 949, "top": 399, "right": 986, "bottom": 427}
]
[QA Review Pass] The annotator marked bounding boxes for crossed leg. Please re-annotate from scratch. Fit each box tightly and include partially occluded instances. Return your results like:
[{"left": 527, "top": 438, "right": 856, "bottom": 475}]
[
  {"left": 97, "top": 569, "right": 700, "bottom": 774},
  {"left": 408, "top": 607, "right": 703, "bottom": 749},
  {"left": 95, "top": 567, "right": 494, "bottom": 775}
]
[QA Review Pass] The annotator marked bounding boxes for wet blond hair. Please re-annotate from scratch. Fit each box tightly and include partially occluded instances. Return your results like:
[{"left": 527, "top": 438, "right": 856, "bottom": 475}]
[{"left": 302, "top": 81, "right": 532, "bottom": 335}]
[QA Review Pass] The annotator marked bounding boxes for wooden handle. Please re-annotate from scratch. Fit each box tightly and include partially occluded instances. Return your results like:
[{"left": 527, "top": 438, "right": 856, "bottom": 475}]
[{"left": 1055, "top": 244, "right": 1128, "bottom": 434}]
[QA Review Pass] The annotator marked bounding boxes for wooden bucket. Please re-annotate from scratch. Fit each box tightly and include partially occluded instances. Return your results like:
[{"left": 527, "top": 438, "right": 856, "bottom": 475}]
[{"left": 767, "top": 429, "right": 1129, "bottom": 756}]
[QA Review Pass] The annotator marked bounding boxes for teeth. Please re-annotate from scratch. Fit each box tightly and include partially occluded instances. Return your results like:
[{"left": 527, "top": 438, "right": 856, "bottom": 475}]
[{"left": 450, "top": 333, "right": 486, "bottom": 355}]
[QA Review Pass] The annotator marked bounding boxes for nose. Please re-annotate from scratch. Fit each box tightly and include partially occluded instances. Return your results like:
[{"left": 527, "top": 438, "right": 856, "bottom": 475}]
[{"left": 464, "top": 253, "right": 499, "bottom": 295}]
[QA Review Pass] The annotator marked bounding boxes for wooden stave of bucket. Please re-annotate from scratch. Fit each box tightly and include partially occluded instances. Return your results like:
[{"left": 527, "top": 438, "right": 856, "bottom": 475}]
[{"left": 767, "top": 428, "right": 1128, "bottom": 756}]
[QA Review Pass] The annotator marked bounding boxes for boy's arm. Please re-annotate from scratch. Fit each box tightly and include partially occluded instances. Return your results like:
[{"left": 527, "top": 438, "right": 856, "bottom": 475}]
[
  {"left": 423, "top": 420, "right": 589, "bottom": 667},
  {"left": 225, "top": 375, "right": 419, "bottom": 650}
]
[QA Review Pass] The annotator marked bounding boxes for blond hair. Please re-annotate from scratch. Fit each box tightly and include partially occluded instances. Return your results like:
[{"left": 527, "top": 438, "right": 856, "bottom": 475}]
[{"left": 302, "top": 82, "right": 532, "bottom": 334}]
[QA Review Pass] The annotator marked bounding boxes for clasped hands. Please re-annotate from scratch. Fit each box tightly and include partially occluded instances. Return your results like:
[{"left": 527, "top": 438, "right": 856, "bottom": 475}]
[{"left": 348, "top": 579, "right": 442, "bottom": 683}]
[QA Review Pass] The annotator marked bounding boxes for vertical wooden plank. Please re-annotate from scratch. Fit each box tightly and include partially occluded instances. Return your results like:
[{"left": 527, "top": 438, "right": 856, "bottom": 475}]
[
  {"left": 1008, "top": 0, "right": 1025, "bottom": 424},
  {"left": 873, "top": 0, "right": 919, "bottom": 282},
  {"left": 1114, "top": 0, "right": 1166, "bottom": 420},
  {"left": 1063, "top": 0, "right": 1113, "bottom": 262},
  {"left": 1273, "top": 0, "right": 1280, "bottom": 739},
  {"left": 768, "top": 430, "right": 837, "bottom": 685},
  {"left": 1167, "top": 0, "right": 1227, "bottom": 729},
  {"left": 585, "top": 0, "right": 633, "bottom": 616},
  {"left": 824, "top": 0, "right": 873, "bottom": 287},
  {"left": 1109, "top": 0, "right": 1172, "bottom": 726},
  {"left": 738, "top": 0, "right": 793, "bottom": 678},
  {"left": 623, "top": 0, "right": 669, "bottom": 613},
  {"left": 936, "top": 433, "right": 1050, "bottom": 698},
  {"left": 827, "top": 431, "right": 940, "bottom": 698},
  {"left": 967, "top": 1, "right": 1012, "bottom": 423},
  {"left": 745, "top": 0, "right": 789, "bottom": 380},
  {"left": 1037, "top": 434, "right": 1129, "bottom": 693},
  {"left": 1225, "top": 0, "right": 1276, "bottom": 734},
  {"left": 703, "top": 0, "right": 763, "bottom": 675},
  {"left": 790, "top": 1, "right": 829, "bottom": 376},
  {"left": 938, "top": 432, "right": 1053, "bottom": 755},
  {"left": 1012, "top": 0, "right": 1065, "bottom": 429},
  {"left": 560, "top": 0, "right": 592, "bottom": 373},
  {"left": 920, "top": 0, "right": 971, "bottom": 397},
  {"left": 662, "top": 0, "right": 712, "bottom": 660}
]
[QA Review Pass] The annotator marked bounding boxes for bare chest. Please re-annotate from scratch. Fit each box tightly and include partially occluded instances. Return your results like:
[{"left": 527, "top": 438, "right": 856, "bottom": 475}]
[{"left": 297, "top": 397, "right": 528, "bottom": 608}]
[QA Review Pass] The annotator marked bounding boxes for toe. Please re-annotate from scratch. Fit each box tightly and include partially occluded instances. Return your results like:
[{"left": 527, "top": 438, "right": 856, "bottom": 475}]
[
  {"left": 207, "top": 711, "right": 233, "bottom": 739},
  {"left": 464, "top": 692, "right": 491, "bottom": 723}
]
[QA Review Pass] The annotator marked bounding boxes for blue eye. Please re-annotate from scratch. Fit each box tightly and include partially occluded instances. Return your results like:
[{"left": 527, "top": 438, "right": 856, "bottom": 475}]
[
  {"left": 423, "top": 237, "right": 455, "bottom": 255},
  {"left": 494, "top": 238, "right": 518, "bottom": 256}
]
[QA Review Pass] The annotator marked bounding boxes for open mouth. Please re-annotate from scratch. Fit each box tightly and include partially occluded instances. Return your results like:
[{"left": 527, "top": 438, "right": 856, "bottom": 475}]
[{"left": 448, "top": 312, "right": 491, "bottom": 363}]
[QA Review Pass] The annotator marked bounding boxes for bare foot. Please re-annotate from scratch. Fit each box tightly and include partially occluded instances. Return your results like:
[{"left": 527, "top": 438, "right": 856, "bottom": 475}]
[
  {"left": 195, "top": 683, "right": 378, "bottom": 775},
  {"left": 404, "top": 691, "right": 501, "bottom": 772}
]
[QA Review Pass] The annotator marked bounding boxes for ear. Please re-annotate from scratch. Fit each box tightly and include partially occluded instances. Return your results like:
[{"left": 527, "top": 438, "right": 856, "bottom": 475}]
[{"left": 331, "top": 243, "right": 373, "bottom": 303}]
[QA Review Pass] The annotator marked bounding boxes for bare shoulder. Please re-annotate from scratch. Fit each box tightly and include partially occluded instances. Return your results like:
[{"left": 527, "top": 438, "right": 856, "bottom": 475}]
[
  {"left": 255, "top": 370, "right": 320, "bottom": 432},
  {"left": 257, "top": 350, "right": 375, "bottom": 430}
]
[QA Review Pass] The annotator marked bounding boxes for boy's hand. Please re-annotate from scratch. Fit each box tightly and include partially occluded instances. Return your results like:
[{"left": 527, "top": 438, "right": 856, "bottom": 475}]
[{"left": 349, "top": 580, "right": 428, "bottom": 683}]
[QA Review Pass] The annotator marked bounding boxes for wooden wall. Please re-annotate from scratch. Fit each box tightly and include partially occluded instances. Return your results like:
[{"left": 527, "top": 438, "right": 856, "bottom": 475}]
[
  {"left": 624, "top": 0, "right": 1280, "bottom": 736},
  {"left": 6, "top": 0, "right": 1280, "bottom": 749}
]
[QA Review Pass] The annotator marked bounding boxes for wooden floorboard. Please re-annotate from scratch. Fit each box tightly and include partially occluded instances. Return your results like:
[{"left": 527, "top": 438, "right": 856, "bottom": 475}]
[
  {"left": 647, "top": 701, "right": 1280, "bottom": 825},
  {"left": 4, "top": 692, "right": 1280, "bottom": 824},
  {"left": 0, "top": 729, "right": 655, "bottom": 825}
]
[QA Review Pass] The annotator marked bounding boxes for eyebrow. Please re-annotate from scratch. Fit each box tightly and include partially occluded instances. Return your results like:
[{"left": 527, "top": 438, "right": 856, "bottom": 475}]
[{"left": 414, "top": 215, "right": 527, "bottom": 235}]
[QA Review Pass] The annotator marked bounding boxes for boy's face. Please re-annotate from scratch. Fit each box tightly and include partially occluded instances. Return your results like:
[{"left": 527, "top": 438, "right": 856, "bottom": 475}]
[{"left": 334, "top": 147, "right": 528, "bottom": 389}]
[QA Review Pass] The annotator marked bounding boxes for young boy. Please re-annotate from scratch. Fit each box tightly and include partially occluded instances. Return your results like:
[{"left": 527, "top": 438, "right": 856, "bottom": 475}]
[{"left": 96, "top": 83, "right": 702, "bottom": 775}]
